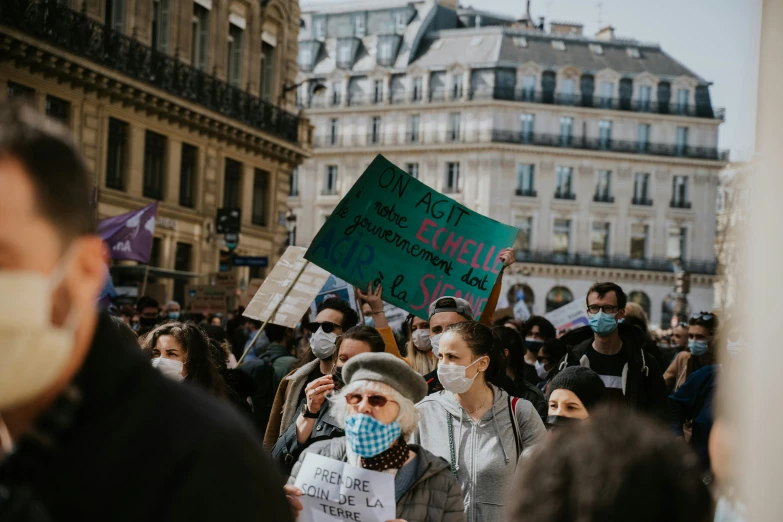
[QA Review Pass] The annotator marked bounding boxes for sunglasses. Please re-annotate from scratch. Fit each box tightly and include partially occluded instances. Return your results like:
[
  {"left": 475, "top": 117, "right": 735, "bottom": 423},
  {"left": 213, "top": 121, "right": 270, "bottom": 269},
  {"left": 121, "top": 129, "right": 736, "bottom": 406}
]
[
  {"left": 691, "top": 312, "right": 714, "bottom": 321},
  {"left": 312, "top": 321, "right": 341, "bottom": 334},
  {"left": 345, "top": 393, "right": 396, "bottom": 408}
]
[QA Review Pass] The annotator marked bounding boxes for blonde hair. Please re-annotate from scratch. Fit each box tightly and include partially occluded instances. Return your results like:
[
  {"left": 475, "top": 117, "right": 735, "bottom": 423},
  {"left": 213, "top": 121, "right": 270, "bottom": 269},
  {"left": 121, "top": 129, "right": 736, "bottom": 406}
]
[
  {"left": 329, "top": 380, "right": 419, "bottom": 437},
  {"left": 405, "top": 339, "right": 437, "bottom": 376}
]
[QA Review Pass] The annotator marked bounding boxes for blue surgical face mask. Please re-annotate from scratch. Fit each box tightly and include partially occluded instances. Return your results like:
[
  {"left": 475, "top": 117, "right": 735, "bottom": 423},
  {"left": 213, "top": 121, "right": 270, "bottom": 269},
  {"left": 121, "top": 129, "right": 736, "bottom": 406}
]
[
  {"left": 168, "top": 311, "right": 180, "bottom": 320},
  {"left": 689, "top": 339, "right": 710, "bottom": 356},
  {"left": 344, "top": 413, "right": 401, "bottom": 458},
  {"left": 589, "top": 311, "right": 618, "bottom": 336},
  {"left": 364, "top": 316, "right": 375, "bottom": 327}
]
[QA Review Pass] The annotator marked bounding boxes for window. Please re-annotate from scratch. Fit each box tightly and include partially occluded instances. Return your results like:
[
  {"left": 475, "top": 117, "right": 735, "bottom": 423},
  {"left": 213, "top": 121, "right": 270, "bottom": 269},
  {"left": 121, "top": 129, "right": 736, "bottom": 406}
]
[
  {"left": 191, "top": 4, "right": 209, "bottom": 70},
  {"left": 591, "top": 222, "right": 610, "bottom": 257},
  {"left": 559, "top": 116, "right": 573, "bottom": 146},
  {"left": 516, "top": 164, "right": 535, "bottom": 196},
  {"left": 337, "top": 42, "right": 352, "bottom": 66},
  {"left": 589, "top": 43, "right": 603, "bottom": 55},
  {"left": 629, "top": 291, "right": 652, "bottom": 317},
  {"left": 552, "top": 219, "right": 571, "bottom": 255},
  {"left": 552, "top": 40, "right": 566, "bottom": 51},
  {"left": 378, "top": 41, "right": 393, "bottom": 64},
  {"left": 323, "top": 165, "right": 338, "bottom": 195},
  {"left": 630, "top": 224, "right": 648, "bottom": 259},
  {"left": 598, "top": 120, "right": 612, "bottom": 149},
  {"left": 637, "top": 123, "right": 650, "bottom": 153},
  {"left": 105, "top": 0, "right": 125, "bottom": 32},
  {"left": 373, "top": 80, "right": 383, "bottom": 104},
  {"left": 106, "top": 118, "right": 128, "bottom": 191},
  {"left": 355, "top": 14, "right": 365, "bottom": 36},
  {"left": 143, "top": 131, "right": 166, "bottom": 199},
  {"left": 667, "top": 225, "right": 687, "bottom": 260},
  {"left": 600, "top": 81, "right": 613, "bottom": 108},
  {"left": 45, "top": 95, "right": 70, "bottom": 124},
  {"left": 627, "top": 47, "right": 640, "bottom": 58},
  {"left": 546, "top": 286, "right": 574, "bottom": 313},
  {"left": 560, "top": 78, "right": 575, "bottom": 104},
  {"left": 520, "top": 113, "right": 534, "bottom": 142},
  {"left": 173, "top": 242, "right": 192, "bottom": 305},
  {"left": 676, "top": 127, "right": 689, "bottom": 155},
  {"left": 521, "top": 75, "right": 536, "bottom": 101},
  {"left": 329, "top": 118, "right": 339, "bottom": 145},
  {"left": 412, "top": 77, "right": 423, "bottom": 101},
  {"left": 6, "top": 81, "right": 34, "bottom": 101},
  {"left": 260, "top": 42, "right": 275, "bottom": 102},
  {"left": 676, "top": 88, "right": 690, "bottom": 114},
  {"left": 445, "top": 162, "right": 460, "bottom": 193},
  {"left": 638, "top": 85, "right": 652, "bottom": 111},
  {"left": 227, "top": 23, "right": 243, "bottom": 87},
  {"left": 394, "top": 10, "right": 408, "bottom": 32},
  {"left": 409, "top": 114, "right": 420, "bottom": 143},
  {"left": 452, "top": 74, "right": 463, "bottom": 99},
  {"left": 448, "top": 113, "right": 461, "bottom": 141},
  {"left": 407, "top": 163, "right": 419, "bottom": 179},
  {"left": 555, "top": 166, "right": 573, "bottom": 199},
  {"left": 314, "top": 18, "right": 325, "bottom": 39},
  {"left": 595, "top": 170, "right": 612, "bottom": 202},
  {"left": 151, "top": 0, "right": 170, "bottom": 53},
  {"left": 370, "top": 116, "right": 381, "bottom": 144},
  {"left": 223, "top": 159, "right": 242, "bottom": 208},
  {"left": 298, "top": 46, "right": 312, "bottom": 69},
  {"left": 179, "top": 143, "right": 197, "bottom": 208},
  {"left": 633, "top": 173, "right": 651, "bottom": 205},
  {"left": 289, "top": 167, "right": 299, "bottom": 196},
  {"left": 672, "top": 175, "right": 689, "bottom": 208},
  {"left": 514, "top": 217, "right": 532, "bottom": 252},
  {"left": 252, "top": 169, "right": 269, "bottom": 226},
  {"left": 332, "top": 82, "right": 343, "bottom": 105}
]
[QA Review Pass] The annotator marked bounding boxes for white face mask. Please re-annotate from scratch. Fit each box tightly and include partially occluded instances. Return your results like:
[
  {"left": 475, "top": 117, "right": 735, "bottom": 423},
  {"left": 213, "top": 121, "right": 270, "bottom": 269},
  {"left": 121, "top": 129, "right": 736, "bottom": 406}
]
[
  {"left": 310, "top": 326, "right": 338, "bottom": 360},
  {"left": 430, "top": 332, "right": 443, "bottom": 358},
  {"left": 0, "top": 256, "right": 80, "bottom": 410},
  {"left": 535, "top": 360, "right": 548, "bottom": 380},
  {"left": 437, "top": 357, "right": 486, "bottom": 394},
  {"left": 151, "top": 357, "right": 185, "bottom": 382},
  {"left": 412, "top": 329, "right": 431, "bottom": 351}
]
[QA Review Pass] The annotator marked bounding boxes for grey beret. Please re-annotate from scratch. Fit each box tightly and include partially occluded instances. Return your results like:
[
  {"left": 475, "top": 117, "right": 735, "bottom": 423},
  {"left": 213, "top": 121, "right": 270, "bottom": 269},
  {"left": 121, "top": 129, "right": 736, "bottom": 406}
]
[{"left": 342, "top": 352, "right": 428, "bottom": 404}]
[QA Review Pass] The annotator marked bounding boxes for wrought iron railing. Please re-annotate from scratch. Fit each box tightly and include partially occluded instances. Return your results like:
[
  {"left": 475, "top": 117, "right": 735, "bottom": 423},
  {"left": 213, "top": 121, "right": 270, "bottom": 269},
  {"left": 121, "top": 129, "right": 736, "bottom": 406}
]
[
  {"left": 0, "top": 0, "right": 300, "bottom": 143},
  {"left": 515, "top": 250, "right": 717, "bottom": 275}
]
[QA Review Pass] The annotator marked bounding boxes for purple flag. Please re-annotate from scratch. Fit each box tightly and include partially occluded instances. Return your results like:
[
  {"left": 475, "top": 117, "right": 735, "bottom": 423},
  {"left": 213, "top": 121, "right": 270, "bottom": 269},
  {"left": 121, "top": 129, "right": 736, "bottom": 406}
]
[{"left": 98, "top": 202, "right": 159, "bottom": 263}]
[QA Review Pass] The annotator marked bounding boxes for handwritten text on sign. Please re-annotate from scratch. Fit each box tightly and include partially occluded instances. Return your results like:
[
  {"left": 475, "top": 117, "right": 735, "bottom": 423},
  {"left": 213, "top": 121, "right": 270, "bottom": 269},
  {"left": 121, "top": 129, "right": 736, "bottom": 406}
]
[
  {"left": 293, "top": 453, "right": 395, "bottom": 522},
  {"left": 305, "top": 155, "right": 517, "bottom": 319}
]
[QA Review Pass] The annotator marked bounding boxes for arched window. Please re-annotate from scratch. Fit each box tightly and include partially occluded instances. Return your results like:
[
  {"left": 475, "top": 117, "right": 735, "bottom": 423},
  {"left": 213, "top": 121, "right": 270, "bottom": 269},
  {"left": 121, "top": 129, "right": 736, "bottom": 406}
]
[
  {"left": 629, "top": 291, "right": 651, "bottom": 318},
  {"left": 507, "top": 284, "right": 535, "bottom": 310},
  {"left": 546, "top": 286, "right": 573, "bottom": 313}
]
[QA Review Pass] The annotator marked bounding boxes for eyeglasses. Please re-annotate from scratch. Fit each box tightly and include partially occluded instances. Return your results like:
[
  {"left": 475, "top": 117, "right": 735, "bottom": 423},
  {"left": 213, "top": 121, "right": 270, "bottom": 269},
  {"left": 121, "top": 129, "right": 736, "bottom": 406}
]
[
  {"left": 691, "top": 312, "right": 714, "bottom": 321},
  {"left": 312, "top": 321, "right": 341, "bottom": 334},
  {"left": 676, "top": 322, "right": 690, "bottom": 329},
  {"left": 587, "top": 305, "right": 620, "bottom": 314},
  {"left": 345, "top": 393, "right": 396, "bottom": 408}
]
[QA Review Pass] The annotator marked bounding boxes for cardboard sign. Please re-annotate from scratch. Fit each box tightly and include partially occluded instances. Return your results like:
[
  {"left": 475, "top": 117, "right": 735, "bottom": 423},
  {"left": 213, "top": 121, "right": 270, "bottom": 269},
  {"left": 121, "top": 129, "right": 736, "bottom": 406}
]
[
  {"left": 209, "top": 272, "right": 237, "bottom": 295},
  {"left": 240, "top": 278, "right": 264, "bottom": 308},
  {"left": 243, "top": 246, "right": 330, "bottom": 328},
  {"left": 185, "top": 284, "right": 227, "bottom": 314},
  {"left": 305, "top": 155, "right": 518, "bottom": 320},
  {"left": 545, "top": 299, "right": 590, "bottom": 334},
  {"left": 293, "top": 453, "right": 395, "bottom": 522}
]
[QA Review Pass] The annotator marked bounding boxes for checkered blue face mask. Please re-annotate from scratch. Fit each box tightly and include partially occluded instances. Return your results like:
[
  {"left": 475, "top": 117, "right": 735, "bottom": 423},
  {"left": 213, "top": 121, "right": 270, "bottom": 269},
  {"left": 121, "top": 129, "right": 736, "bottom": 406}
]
[{"left": 344, "top": 414, "right": 401, "bottom": 458}]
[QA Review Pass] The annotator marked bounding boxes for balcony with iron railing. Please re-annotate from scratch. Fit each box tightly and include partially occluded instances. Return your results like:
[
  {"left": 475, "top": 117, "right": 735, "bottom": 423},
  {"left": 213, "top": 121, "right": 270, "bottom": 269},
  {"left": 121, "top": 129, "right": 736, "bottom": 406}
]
[
  {"left": 670, "top": 200, "right": 692, "bottom": 209},
  {"left": 593, "top": 193, "right": 615, "bottom": 203},
  {"left": 632, "top": 197, "right": 654, "bottom": 206},
  {"left": 515, "top": 188, "right": 537, "bottom": 197},
  {"left": 514, "top": 250, "right": 717, "bottom": 275},
  {"left": 554, "top": 189, "right": 576, "bottom": 200}
]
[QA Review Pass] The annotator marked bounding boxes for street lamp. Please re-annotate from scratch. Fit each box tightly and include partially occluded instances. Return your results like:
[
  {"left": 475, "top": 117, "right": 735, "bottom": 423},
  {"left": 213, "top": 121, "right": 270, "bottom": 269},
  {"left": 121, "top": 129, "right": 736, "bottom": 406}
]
[{"left": 285, "top": 209, "right": 297, "bottom": 246}]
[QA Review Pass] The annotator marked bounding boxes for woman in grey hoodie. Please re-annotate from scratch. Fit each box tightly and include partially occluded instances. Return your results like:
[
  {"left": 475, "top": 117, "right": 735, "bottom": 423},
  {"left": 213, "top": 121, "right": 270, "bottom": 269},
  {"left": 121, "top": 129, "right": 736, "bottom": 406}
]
[{"left": 411, "top": 321, "right": 547, "bottom": 522}]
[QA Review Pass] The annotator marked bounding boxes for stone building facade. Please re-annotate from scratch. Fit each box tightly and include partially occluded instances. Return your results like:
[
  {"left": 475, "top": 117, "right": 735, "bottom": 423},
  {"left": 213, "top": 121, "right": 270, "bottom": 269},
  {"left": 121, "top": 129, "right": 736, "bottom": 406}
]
[
  {"left": 289, "top": 0, "right": 726, "bottom": 326},
  {"left": 0, "top": 0, "right": 312, "bottom": 304}
]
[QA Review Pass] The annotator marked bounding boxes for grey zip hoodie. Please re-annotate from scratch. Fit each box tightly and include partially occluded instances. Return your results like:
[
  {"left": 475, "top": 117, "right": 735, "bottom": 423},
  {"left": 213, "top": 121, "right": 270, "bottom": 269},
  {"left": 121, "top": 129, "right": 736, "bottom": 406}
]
[{"left": 411, "top": 384, "right": 547, "bottom": 522}]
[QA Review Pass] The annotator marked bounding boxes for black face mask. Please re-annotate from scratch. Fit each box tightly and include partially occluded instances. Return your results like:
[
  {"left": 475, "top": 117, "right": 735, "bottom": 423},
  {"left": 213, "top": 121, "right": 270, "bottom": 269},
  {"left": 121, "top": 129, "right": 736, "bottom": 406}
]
[
  {"left": 139, "top": 316, "right": 158, "bottom": 328},
  {"left": 332, "top": 366, "right": 345, "bottom": 390},
  {"left": 546, "top": 415, "right": 582, "bottom": 430}
]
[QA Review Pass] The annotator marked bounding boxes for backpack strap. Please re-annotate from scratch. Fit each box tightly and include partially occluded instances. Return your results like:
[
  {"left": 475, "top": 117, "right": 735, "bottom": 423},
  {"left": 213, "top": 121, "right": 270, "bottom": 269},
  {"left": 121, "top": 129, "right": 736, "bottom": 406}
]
[
  {"left": 446, "top": 411, "right": 457, "bottom": 477},
  {"left": 508, "top": 396, "right": 522, "bottom": 459}
]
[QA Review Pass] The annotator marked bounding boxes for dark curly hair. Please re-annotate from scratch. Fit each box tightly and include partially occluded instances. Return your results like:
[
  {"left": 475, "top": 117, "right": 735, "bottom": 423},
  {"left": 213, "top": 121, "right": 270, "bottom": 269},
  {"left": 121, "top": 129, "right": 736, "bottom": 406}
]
[
  {"left": 340, "top": 325, "right": 385, "bottom": 353},
  {"left": 444, "top": 321, "right": 505, "bottom": 388},
  {"left": 141, "top": 322, "right": 226, "bottom": 397},
  {"left": 317, "top": 298, "right": 359, "bottom": 331},
  {"left": 522, "top": 316, "right": 557, "bottom": 342},
  {"left": 508, "top": 408, "right": 712, "bottom": 522}
]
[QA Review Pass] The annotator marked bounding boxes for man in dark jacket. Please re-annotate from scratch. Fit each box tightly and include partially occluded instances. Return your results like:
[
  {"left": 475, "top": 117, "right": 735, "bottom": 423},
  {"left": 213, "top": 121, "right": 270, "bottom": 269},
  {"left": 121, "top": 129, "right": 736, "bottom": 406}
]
[
  {"left": 0, "top": 105, "right": 290, "bottom": 521},
  {"left": 552, "top": 282, "right": 668, "bottom": 422}
]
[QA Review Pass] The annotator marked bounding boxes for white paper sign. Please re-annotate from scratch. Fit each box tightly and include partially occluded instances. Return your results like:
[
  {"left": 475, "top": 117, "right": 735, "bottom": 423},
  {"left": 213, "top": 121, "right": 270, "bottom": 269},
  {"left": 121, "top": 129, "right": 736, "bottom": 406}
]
[
  {"left": 513, "top": 299, "right": 531, "bottom": 321},
  {"left": 293, "top": 453, "right": 395, "bottom": 522},
  {"left": 544, "top": 299, "right": 590, "bottom": 334}
]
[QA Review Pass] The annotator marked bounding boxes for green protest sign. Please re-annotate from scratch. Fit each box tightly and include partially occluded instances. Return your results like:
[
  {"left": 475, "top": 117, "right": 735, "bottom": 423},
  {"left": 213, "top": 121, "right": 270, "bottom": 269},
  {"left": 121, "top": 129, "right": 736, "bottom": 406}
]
[{"left": 305, "top": 155, "right": 518, "bottom": 319}]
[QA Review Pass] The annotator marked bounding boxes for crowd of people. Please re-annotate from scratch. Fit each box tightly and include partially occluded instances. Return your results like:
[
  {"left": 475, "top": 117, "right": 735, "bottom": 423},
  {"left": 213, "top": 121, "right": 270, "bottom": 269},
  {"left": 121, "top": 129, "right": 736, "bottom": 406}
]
[{"left": 0, "top": 103, "right": 744, "bottom": 522}]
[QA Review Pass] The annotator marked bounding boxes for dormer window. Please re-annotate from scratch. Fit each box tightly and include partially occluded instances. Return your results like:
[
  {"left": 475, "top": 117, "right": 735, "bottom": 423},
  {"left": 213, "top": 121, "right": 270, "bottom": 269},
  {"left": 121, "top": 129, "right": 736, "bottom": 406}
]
[
  {"left": 298, "top": 47, "right": 312, "bottom": 68},
  {"left": 314, "top": 18, "right": 326, "bottom": 40},
  {"left": 355, "top": 14, "right": 365, "bottom": 37},
  {"left": 589, "top": 43, "right": 603, "bottom": 55},
  {"left": 337, "top": 43, "right": 352, "bottom": 68},
  {"left": 552, "top": 40, "right": 566, "bottom": 51},
  {"left": 376, "top": 35, "right": 401, "bottom": 66},
  {"left": 394, "top": 10, "right": 408, "bottom": 33},
  {"left": 378, "top": 41, "right": 393, "bottom": 62},
  {"left": 627, "top": 47, "right": 641, "bottom": 58}
]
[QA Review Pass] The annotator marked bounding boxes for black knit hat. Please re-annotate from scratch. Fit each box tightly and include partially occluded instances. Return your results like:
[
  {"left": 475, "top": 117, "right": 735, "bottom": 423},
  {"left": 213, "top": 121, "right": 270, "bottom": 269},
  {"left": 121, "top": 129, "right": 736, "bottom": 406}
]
[{"left": 547, "top": 366, "right": 607, "bottom": 412}]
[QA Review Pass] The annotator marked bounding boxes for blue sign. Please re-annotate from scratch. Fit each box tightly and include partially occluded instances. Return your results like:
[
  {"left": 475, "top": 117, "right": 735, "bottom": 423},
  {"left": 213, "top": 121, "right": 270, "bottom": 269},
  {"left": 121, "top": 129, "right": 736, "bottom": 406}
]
[{"left": 232, "top": 256, "right": 269, "bottom": 267}]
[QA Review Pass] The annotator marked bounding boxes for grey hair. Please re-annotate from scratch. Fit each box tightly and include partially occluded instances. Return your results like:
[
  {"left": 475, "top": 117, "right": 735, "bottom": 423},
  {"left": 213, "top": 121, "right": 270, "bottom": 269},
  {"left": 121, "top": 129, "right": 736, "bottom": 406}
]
[
  {"left": 166, "top": 300, "right": 180, "bottom": 309},
  {"left": 328, "top": 380, "right": 419, "bottom": 437}
]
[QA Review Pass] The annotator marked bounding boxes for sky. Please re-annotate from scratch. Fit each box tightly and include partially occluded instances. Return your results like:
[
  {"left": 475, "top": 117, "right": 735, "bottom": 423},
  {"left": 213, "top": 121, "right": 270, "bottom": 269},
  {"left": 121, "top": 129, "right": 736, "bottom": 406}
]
[{"left": 301, "top": 0, "right": 763, "bottom": 162}]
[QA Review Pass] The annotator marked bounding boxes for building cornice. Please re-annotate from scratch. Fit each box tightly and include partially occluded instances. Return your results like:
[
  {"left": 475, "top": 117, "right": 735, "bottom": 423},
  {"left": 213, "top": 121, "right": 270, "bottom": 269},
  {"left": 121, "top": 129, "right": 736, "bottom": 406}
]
[{"left": 506, "top": 263, "right": 716, "bottom": 286}]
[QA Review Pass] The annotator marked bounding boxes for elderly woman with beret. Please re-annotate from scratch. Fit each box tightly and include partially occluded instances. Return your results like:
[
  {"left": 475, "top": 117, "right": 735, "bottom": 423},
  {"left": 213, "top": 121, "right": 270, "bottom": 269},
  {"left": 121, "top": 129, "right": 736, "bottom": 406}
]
[{"left": 284, "top": 352, "right": 466, "bottom": 522}]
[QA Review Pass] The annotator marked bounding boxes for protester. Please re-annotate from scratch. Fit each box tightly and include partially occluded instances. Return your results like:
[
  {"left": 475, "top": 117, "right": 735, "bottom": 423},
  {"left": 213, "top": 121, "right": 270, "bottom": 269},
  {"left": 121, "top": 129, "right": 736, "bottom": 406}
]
[
  {"left": 536, "top": 338, "right": 569, "bottom": 393},
  {"left": 405, "top": 314, "right": 438, "bottom": 376},
  {"left": 554, "top": 282, "right": 668, "bottom": 420},
  {"left": 165, "top": 300, "right": 182, "bottom": 321},
  {"left": 142, "top": 322, "right": 227, "bottom": 397},
  {"left": 135, "top": 295, "right": 160, "bottom": 336},
  {"left": 546, "top": 366, "right": 606, "bottom": 427},
  {"left": 520, "top": 316, "right": 557, "bottom": 385},
  {"left": 207, "top": 314, "right": 223, "bottom": 327},
  {"left": 493, "top": 326, "right": 547, "bottom": 419},
  {"left": 360, "top": 299, "right": 375, "bottom": 327},
  {"left": 203, "top": 324, "right": 255, "bottom": 416},
  {"left": 506, "top": 409, "right": 712, "bottom": 522},
  {"left": 0, "top": 104, "right": 290, "bottom": 521},
  {"left": 670, "top": 364, "right": 720, "bottom": 471},
  {"left": 664, "top": 312, "right": 719, "bottom": 393},
  {"left": 671, "top": 320, "right": 690, "bottom": 354},
  {"left": 413, "top": 321, "right": 547, "bottom": 522},
  {"left": 272, "top": 325, "right": 386, "bottom": 474},
  {"left": 285, "top": 353, "right": 465, "bottom": 522},
  {"left": 624, "top": 301, "right": 668, "bottom": 370}
]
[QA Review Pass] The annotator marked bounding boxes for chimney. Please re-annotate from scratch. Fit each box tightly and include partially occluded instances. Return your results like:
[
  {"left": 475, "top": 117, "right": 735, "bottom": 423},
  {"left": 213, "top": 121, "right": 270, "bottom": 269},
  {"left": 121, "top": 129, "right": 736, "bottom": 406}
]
[
  {"left": 550, "top": 22, "right": 583, "bottom": 35},
  {"left": 595, "top": 25, "right": 615, "bottom": 41}
]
